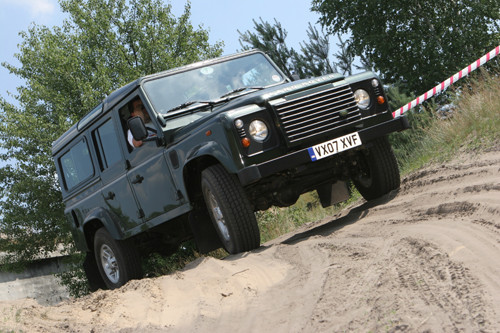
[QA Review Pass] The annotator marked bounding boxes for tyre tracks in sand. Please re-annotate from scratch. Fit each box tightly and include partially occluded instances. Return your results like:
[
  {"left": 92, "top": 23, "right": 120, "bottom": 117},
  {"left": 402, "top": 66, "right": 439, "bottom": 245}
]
[{"left": 1, "top": 150, "right": 499, "bottom": 332}]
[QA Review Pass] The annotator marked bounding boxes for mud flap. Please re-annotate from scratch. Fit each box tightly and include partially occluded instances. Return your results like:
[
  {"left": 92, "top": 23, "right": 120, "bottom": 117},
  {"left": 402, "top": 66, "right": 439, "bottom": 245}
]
[
  {"left": 317, "top": 181, "right": 350, "bottom": 208},
  {"left": 188, "top": 209, "right": 224, "bottom": 254}
]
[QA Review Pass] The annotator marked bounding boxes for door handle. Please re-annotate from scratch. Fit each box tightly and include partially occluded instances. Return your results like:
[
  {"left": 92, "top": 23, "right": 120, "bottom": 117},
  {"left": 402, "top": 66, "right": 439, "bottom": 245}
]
[
  {"left": 104, "top": 191, "right": 115, "bottom": 200},
  {"left": 131, "top": 174, "right": 144, "bottom": 184}
]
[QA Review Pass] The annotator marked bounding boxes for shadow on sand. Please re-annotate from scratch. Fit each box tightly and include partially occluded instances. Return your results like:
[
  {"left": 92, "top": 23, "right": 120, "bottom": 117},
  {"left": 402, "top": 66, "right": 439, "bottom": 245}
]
[{"left": 281, "top": 190, "right": 399, "bottom": 246}]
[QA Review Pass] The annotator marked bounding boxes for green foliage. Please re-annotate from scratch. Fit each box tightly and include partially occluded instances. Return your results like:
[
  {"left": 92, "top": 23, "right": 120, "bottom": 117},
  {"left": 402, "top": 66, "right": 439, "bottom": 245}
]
[
  {"left": 238, "top": 18, "right": 300, "bottom": 78},
  {"left": 293, "top": 23, "right": 337, "bottom": 78},
  {"left": 392, "top": 70, "right": 500, "bottom": 174},
  {"left": 142, "top": 242, "right": 196, "bottom": 277},
  {"left": 0, "top": 0, "right": 223, "bottom": 270},
  {"left": 311, "top": 0, "right": 500, "bottom": 94},
  {"left": 140, "top": 242, "right": 227, "bottom": 279},
  {"left": 256, "top": 189, "right": 360, "bottom": 243},
  {"left": 389, "top": 107, "right": 436, "bottom": 170},
  {"left": 55, "top": 253, "right": 90, "bottom": 298},
  {"left": 385, "top": 84, "right": 437, "bottom": 168},
  {"left": 57, "top": 245, "right": 207, "bottom": 297},
  {"left": 421, "top": 70, "right": 500, "bottom": 157},
  {"left": 238, "top": 18, "right": 359, "bottom": 78}
]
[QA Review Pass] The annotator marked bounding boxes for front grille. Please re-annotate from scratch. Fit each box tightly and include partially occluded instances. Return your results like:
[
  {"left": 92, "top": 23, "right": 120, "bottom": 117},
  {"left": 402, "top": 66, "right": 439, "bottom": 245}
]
[{"left": 273, "top": 83, "right": 360, "bottom": 144}]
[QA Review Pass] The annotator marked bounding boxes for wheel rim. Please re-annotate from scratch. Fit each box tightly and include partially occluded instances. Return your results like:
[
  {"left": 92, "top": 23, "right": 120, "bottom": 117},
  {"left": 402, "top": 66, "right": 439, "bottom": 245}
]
[
  {"left": 206, "top": 190, "right": 231, "bottom": 242},
  {"left": 100, "top": 244, "right": 120, "bottom": 284}
]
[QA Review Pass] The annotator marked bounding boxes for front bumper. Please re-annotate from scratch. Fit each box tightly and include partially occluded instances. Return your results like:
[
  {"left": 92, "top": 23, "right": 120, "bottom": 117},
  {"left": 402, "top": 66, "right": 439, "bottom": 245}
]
[{"left": 237, "top": 115, "right": 410, "bottom": 186}]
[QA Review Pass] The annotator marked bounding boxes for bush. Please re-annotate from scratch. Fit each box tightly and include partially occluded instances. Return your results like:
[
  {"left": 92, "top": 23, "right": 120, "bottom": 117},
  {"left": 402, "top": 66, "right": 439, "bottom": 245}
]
[
  {"left": 55, "top": 253, "right": 90, "bottom": 298},
  {"left": 423, "top": 70, "right": 500, "bottom": 154},
  {"left": 390, "top": 69, "right": 500, "bottom": 173}
]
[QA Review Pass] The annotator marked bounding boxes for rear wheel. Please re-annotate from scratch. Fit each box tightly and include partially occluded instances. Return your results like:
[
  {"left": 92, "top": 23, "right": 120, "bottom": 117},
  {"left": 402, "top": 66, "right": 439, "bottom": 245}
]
[
  {"left": 94, "top": 227, "right": 143, "bottom": 289},
  {"left": 201, "top": 164, "right": 260, "bottom": 254},
  {"left": 83, "top": 252, "right": 106, "bottom": 291},
  {"left": 352, "top": 136, "right": 400, "bottom": 200}
]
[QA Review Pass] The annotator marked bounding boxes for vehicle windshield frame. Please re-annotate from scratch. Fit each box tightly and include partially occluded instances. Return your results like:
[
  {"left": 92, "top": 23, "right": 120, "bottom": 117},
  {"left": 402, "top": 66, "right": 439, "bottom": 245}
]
[{"left": 142, "top": 52, "right": 286, "bottom": 118}]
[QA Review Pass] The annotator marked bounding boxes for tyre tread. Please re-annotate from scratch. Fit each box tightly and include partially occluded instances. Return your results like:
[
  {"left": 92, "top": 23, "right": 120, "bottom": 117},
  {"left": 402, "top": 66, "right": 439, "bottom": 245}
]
[
  {"left": 354, "top": 136, "right": 400, "bottom": 200},
  {"left": 202, "top": 164, "right": 260, "bottom": 253},
  {"left": 94, "top": 228, "right": 142, "bottom": 289}
]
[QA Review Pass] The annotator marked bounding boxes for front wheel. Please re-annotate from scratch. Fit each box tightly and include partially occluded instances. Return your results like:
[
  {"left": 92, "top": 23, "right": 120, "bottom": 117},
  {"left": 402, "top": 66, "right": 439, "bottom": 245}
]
[
  {"left": 201, "top": 164, "right": 260, "bottom": 254},
  {"left": 93, "top": 227, "right": 143, "bottom": 289},
  {"left": 352, "top": 136, "right": 400, "bottom": 201}
]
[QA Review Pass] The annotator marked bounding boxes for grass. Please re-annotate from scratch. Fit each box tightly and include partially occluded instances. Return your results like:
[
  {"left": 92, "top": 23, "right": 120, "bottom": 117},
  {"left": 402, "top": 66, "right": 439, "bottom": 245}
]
[
  {"left": 141, "top": 242, "right": 227, "bottom": 278},
  {"left": 393, "top": 69, "right": 500, "bottom": 174},
  {"left": 256, "top": 188, "right": 361, "bottom": 243}
]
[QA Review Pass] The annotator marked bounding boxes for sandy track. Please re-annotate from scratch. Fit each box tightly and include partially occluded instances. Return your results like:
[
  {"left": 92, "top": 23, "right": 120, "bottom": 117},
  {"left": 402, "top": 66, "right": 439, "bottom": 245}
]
[{"left": 1, "top": 149, "right": 499, "bottom": 332}]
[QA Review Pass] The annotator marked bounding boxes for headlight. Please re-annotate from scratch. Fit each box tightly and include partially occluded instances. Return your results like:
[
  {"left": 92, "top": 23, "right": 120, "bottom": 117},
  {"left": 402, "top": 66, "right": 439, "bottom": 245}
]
[
  {"left": 249, "top": 120, "right": 268, "bottom": 142},
  {"left": 354, "top": 89, "right": 370, "bottom": 109}
]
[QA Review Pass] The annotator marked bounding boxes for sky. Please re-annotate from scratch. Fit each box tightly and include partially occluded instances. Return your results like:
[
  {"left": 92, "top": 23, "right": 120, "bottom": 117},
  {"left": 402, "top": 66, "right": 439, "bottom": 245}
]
[{"left": 0, "top": 0, "right": 324, "bottom": 104}]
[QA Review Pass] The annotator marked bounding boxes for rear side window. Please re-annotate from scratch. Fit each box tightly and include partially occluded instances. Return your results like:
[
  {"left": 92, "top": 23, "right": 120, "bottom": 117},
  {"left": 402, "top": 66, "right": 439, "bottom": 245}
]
[{"left": 60, "top": 138, "right": 94, "bottom": 190}]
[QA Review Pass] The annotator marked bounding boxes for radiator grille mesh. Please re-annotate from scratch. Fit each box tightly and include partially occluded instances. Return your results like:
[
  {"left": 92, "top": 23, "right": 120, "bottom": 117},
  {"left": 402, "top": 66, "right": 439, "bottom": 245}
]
[{"left": 273, "top": 84, "right": 360, "bottom": 143}]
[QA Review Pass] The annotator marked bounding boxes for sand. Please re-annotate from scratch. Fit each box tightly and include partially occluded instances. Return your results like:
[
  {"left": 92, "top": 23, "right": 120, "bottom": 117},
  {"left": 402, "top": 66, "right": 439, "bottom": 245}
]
[{"left": 1, "top": 148, "right": 499, "bottom": 332}]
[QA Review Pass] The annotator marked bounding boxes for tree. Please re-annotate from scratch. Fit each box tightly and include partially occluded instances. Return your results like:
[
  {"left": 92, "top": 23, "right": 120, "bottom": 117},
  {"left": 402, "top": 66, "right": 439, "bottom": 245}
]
[
  {"left": 238, "top": 18, "right": 370, "bottom": 79},
  {"left": 294, "top": 23, "right": 337, "bottom": 78},
  {"left": 238, "top": 18, "right": 299, "bottom": 78},
  {"left": 0, "top": 0, "right": 223, "bottom": 269},
  {"left": 311, "top": 0, "right": 500, "bottom": 94}
]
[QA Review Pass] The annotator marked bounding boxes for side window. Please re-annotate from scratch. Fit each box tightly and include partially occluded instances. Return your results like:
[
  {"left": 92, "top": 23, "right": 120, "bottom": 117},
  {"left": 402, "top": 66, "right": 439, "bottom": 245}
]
[
  {"left": 119, "top": 104, "right": 133, "bottom": 153},
  {"left": 93, "top": 119, "right": 122, "bottom": 170},
  {"left": 59, "top": 138, "right": 94, "bottom": 190}
]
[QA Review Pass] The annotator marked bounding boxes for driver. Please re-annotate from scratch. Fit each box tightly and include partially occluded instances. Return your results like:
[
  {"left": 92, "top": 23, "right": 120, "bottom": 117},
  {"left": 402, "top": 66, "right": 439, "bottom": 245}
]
[{"left": 127, "top": 97, "right": 156, "bottom": 148}]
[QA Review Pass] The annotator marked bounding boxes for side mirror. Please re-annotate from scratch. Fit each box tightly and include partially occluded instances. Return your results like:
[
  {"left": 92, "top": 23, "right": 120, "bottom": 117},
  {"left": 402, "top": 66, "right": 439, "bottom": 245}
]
[
  {"left": 127, "top": 116, "right": 148, "bottom": 141},
  {"left": 291, "top": 74, "right": 300, "bottom": 81}
]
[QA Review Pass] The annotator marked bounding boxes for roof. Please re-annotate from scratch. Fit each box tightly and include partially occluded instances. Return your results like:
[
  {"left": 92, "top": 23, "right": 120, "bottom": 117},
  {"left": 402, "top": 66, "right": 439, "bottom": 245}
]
[
  {"left": 51, "top": 79, "right": 139, "bottom": 154},
  {"left": 51, "top": 49, "right": 263, "bottom": 155}
]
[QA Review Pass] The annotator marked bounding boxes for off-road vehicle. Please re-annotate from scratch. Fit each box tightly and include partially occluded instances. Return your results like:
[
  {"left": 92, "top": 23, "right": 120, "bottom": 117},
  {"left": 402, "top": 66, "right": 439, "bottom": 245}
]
[{"left": 52, "top": 50, "right": 409, "bottom": 289}]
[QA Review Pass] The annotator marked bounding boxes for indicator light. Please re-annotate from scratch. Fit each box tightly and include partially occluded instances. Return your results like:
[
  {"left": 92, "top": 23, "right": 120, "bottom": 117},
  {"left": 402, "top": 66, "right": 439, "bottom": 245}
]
[{"left": 241, "top": 137, "right": 251, "bottom": 148}]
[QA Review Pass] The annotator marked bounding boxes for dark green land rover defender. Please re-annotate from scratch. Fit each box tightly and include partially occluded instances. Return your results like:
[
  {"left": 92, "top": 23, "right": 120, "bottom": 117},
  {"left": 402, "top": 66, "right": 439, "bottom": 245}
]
[{"left": 52, "top": 50, "right": 409, "bottom": 289}]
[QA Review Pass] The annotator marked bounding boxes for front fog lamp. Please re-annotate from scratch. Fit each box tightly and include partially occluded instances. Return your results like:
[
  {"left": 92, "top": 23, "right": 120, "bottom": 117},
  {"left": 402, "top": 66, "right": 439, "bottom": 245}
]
[
  {"left": 354, "top": 89, "right": 370, "bottom": 109},
  {"left": 249, "top": 120, "right": 268, "bottom": 142}
]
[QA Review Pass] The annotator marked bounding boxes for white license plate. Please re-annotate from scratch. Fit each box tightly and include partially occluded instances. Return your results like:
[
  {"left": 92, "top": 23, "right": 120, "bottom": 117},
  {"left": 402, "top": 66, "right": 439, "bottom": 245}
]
[{"left": 308, "top": 132, "right": 362, "bottom": 161}]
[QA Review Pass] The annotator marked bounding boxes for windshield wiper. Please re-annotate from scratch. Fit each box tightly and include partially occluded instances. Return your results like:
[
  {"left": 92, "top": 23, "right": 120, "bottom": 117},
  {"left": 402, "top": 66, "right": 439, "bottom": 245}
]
[
  {"left": 219, "top": 86, "right": 264, "bottom": 99},
  {"left": 166, "top": 100, "right": 215, "bottom": 113}
]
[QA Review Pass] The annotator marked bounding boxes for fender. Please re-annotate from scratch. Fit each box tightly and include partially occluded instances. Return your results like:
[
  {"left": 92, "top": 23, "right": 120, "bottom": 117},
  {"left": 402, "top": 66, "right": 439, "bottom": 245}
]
[
  {"left": 82, "top": 207, "right": 126, "bottom": 249},
  {"left": 184, "top": 139, "right": 241, "bottom": 174}
]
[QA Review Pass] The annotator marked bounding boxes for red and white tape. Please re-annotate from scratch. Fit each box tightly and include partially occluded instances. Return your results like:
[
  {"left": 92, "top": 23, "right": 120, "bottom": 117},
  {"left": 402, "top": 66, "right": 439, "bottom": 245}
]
[{"left": 392, "top": 45, "right": 500, "bottom": 118}]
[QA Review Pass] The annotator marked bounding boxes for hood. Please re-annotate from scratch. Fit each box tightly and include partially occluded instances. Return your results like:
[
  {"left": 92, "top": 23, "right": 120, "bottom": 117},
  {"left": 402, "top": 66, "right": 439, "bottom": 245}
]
[
  {"left": 216, "top": 72, "right": 345, "bottom": 112},
  {"left": 167, "top": 72, "right": 345, "bottom": 141}
]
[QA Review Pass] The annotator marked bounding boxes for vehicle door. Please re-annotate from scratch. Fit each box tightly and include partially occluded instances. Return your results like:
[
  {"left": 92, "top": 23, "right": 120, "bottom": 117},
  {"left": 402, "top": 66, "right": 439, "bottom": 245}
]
[
  {"left": 92, "top": 116, "right": 143, "bottom": 232},
  {"left": 122, "top": 96, "right": 183, "bottom": 222}
]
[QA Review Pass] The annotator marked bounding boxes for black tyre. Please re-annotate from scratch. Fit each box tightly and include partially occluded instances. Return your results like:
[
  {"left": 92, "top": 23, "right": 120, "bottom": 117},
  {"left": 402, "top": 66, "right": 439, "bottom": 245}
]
[
  {"left": 201, "top": 164, "right": 260, "bottom": 254},
  {"left": 83, "top": 252, "right": 106, "bottom": 291},
  {"left": 352, "top": 136, "right": 400, "bottom": 201},
  {"left": 93, "top": 227, "right": 143, "bottom": 289}
]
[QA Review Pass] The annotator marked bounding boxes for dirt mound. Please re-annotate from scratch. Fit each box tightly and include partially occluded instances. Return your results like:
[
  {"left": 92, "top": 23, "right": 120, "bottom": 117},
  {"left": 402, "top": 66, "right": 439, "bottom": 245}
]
[{"left": 1, "top": 149, "right": 499, "bottom": 332}]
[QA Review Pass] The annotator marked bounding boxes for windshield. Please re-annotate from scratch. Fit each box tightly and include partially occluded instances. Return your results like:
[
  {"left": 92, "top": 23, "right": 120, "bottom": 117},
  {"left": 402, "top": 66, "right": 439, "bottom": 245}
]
[{"left": 143, "top": 53, "right": 285, "bottom": 116}]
